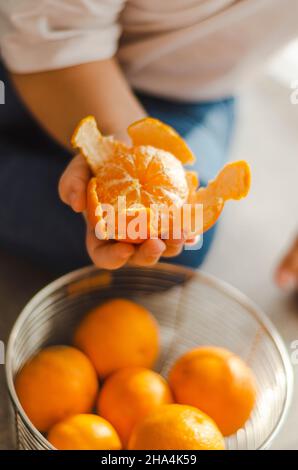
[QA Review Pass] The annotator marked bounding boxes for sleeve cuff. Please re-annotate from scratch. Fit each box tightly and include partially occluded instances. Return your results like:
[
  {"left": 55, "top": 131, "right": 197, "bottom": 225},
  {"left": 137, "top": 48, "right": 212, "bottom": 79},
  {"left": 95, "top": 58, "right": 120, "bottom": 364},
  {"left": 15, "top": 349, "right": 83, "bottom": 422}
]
[{"left": 1, "top": 27, "right": 120, "bottom": 73}]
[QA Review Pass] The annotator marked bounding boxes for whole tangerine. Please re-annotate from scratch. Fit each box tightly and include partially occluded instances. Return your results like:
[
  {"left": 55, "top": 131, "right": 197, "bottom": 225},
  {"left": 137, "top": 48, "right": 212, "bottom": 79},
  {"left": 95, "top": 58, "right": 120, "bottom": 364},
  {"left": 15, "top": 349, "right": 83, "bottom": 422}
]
[
  {"left": 74, "top": 298, "right": 159, "bottom": 377},
  {"left": 168, "top": 346, "right": 257, "bottom": 436},
  {"left": 15, "top": 346, "right": 98, "bottom": 432}
]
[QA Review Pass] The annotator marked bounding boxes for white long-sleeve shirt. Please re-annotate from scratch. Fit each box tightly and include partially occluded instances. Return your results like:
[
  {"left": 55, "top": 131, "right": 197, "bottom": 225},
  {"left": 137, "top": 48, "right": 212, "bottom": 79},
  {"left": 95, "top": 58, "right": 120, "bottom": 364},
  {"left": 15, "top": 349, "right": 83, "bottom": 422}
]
[{"left": 0, "top": 0, "right": 297, "bottom": 100}]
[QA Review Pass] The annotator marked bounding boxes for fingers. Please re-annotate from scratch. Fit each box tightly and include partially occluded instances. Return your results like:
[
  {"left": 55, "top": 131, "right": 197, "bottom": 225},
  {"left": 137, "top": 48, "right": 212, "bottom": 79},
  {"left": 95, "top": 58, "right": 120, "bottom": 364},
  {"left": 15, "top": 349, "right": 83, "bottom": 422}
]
[
  {"left": 275, "top": 237, "right": 298, "bottom": 290},
  {"left": 162, "top": 235, "right": 200, "bottom": 258},
  {"left": 86, "top": 225, "right": 135, "bottom": 270},
  {"left": 184, "top": 235, "right": 201, "bottom": 247},
  {"left": 59, "top": 154, "right": 91, "bottom": 212},
  {"left": 86, "top": 222, "right": 190, "bottom": 270},
  {"left": 130, "top": 239, "right": 166, "bottom": 266},
  {"left": 162, "top": 239, "right": 184, "bottom": 258}
]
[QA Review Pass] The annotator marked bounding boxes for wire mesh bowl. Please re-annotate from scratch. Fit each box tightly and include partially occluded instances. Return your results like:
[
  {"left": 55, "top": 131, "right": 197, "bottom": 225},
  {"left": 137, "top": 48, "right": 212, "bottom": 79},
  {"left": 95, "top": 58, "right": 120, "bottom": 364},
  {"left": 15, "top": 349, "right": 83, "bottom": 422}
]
[{"left": 6, "top": 263, "right": 293, "bottom": 450}]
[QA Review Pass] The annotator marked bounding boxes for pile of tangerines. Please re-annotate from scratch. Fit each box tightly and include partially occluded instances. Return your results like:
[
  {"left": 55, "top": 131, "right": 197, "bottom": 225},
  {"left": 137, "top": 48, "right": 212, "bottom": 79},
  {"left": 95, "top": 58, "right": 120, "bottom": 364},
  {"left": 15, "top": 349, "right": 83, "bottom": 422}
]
[{"left": 15, "top": 298, "right": 257, "bottom": 450}]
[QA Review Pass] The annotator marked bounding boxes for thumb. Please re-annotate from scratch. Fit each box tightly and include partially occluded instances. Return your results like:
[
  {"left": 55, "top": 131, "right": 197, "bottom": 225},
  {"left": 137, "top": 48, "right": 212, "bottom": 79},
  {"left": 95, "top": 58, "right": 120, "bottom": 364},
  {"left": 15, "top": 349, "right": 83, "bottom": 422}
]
[{"left": 58, "top": 154, "right": 91, "bottom": 212}]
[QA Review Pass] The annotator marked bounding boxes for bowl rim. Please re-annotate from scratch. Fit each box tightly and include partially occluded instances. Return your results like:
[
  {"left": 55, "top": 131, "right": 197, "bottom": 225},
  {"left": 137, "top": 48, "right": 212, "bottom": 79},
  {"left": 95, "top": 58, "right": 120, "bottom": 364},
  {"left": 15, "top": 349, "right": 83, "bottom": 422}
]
[{"left": 5, "top": 263, "right": 293, "bottom": 450}]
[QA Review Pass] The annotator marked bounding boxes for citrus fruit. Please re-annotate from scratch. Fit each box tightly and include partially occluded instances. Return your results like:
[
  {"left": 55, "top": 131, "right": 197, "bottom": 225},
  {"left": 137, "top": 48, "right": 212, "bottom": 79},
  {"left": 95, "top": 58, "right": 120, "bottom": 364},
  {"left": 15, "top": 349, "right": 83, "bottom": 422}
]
[
  {"left": 15, "top": 346, "right": 98, "bottom": 432},
  {"left": 48, "top": 414, "right": 122, "bottom": 450},
  {"left": 168, "top": 346, "right": 257, "bottom": 436},
  {"left": 74, "top": 298, "right": 159, "bottom": 377},
  {"left": 128, "top": 404, "right": 225, "bottom": 450},
  {"left": 72, "top": 116, "right": 251, "bottom": 242},
  {"left": 98, "top": 367, "right": 173, "bottom": 446}
]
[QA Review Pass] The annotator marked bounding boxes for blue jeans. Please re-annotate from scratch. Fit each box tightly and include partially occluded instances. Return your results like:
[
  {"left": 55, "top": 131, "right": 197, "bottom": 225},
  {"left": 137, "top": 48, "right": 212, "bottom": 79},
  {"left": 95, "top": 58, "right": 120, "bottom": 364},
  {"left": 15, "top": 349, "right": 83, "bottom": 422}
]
[{"left": 0, "top": 65, "right": 235, "bottom": 274}]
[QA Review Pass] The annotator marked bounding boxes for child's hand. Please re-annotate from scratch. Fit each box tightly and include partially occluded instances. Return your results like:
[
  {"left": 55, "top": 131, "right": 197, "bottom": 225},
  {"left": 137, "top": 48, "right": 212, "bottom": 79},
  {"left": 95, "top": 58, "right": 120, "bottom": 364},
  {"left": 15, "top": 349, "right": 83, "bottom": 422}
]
[
  {"left": 275, "top": 236, "right": 298, "bottom": 290},
  {"left": 59, "top": 155, "right": 184, "bottom": 269}
]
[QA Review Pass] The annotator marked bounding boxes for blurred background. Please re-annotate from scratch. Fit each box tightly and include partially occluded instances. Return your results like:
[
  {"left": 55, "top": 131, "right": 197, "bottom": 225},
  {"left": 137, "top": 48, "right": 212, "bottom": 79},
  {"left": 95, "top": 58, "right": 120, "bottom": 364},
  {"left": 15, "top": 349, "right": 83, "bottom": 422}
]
[{"left": 0, "top": 40, "right": 298, "bottom": 450}]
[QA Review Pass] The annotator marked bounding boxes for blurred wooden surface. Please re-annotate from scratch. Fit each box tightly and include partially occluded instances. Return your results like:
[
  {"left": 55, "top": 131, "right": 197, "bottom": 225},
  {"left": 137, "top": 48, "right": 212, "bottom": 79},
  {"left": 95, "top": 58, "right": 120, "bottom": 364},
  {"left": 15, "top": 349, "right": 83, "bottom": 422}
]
[{"left": 0, "top": 76, "right": 297, "bottom": 449}]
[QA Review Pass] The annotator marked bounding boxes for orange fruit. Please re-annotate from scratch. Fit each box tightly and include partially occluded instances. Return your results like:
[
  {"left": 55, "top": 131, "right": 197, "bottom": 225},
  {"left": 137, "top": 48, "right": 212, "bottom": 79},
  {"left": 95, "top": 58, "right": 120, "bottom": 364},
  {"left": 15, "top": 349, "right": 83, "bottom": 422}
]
[
  {"left": 74, "top": 299, "right": 159, "bottom": 377},
  {"left": 85, "top": 145, "right": 189, "bottom": 241},
  {"left": 48, "top": 414, "right": 122, "bottom": 450},
  {"left": 72, "top": 116, "right": 251, "bottom": 242},
  {"left": 15, "top": 346, "right": 98, "bottom": 432},
  {"left": 168, "top": 346, "right": 257, "bottom": 436},
  {"left": 97, "top": 367, "right": 173, "bottom": 447},
  {"left": 128, "top": 404, "right": 225, "bottom": 450}
]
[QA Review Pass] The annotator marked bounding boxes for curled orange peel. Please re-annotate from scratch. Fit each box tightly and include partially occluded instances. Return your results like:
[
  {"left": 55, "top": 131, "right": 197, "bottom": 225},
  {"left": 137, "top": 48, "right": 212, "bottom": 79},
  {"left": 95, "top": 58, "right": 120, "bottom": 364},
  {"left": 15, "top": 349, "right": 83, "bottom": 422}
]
[
  {"left": 195, "top": 161, "right": 251, "bottom": 233},
  {"left": 128, "top": 117, "right": 195, "bottom": 165},
  {"left": 72, "top": 115, "right": 128, "bottom": 174}
]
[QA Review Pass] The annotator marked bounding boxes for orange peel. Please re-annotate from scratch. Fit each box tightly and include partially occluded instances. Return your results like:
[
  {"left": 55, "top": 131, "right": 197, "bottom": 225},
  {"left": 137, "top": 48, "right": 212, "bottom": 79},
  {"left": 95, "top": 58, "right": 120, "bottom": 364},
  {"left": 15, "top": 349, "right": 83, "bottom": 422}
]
[
  {"left": 72, "top": 115, "right": 128, "bottom": 174},
  {"left": 128, "top": 117, "right": 195, "bottom": 165},
  {"left": 195, "top": 161, "right": 251, "bottom": 233}
]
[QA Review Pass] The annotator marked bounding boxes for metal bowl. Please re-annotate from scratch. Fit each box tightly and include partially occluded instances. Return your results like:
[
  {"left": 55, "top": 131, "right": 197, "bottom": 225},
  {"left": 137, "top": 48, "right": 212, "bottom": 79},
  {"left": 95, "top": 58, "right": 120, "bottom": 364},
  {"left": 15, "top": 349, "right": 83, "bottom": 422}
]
[{"left": 5, "top": 263, "right": 293, "bottom": 450}]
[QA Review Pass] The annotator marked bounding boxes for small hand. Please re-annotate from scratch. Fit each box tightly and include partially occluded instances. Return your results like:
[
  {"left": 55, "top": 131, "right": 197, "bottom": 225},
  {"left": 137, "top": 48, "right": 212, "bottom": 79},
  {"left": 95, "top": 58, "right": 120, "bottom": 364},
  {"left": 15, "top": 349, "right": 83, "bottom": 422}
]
[
  {"left": 275, "top": 236, "right": 298, "bottom": 290},
  {"left": 59, "top": 154, "right": 182, "bottom": 269}
]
